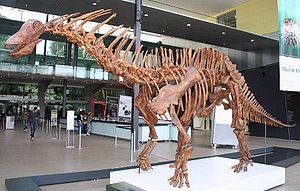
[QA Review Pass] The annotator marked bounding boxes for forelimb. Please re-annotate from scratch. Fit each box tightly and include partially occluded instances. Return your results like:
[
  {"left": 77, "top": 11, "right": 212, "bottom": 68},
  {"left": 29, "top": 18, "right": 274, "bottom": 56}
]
[
  {"left": 135, "top": 86, "right": 159, "bottom": 171},
  {"left": 227, "top": 81, "right": 252, "bottom": 172},
  {"left": 168, "top": 105, "right": 192, "bottom": 188}
]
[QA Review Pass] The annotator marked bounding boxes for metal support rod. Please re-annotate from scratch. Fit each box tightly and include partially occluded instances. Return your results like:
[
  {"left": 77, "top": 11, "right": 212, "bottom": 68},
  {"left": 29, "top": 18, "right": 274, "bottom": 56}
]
[
  {"left": 114, "top": 126, "right": 118, "bottom": 145},
  {"left": 66, "top": 129, "right": 68, "bottom": 146},
  {"left": 131, "top": 0, "right": 142, "bottom": 153},
  {"left": 58, "top": 123, "right": 61, "bottom": 139},
  {"left": 56, "top": 124, "right": 58, "bottom": 139},
  {"left": 50, "top": 124, "right": 58, "bottom": 139},
  {"left": 264, "top": 121, "right": 267, "bottom": 164},
  {"left": 284, "top": 91, "right": 291, "bottom": 140},
  {"left": 130, "top": 132, "right": 134, "bottom": 162},
  {"left": 41, "top": 119, "right": 44, "bottom": 133},
  {"left": 47, "top": 120, "right": 50, "bottom": 135},
  {"left": 78, "top": 125, "right": 82, "bottom": 149},
  {"left": 66, "top": 130, "right": 75, "bottom": 148},
  {"left": 73, "top": 130, "right": 75, "bottom": 146},
  {"left": 49, "top": 123, "right": 52, "bottom": 138}
]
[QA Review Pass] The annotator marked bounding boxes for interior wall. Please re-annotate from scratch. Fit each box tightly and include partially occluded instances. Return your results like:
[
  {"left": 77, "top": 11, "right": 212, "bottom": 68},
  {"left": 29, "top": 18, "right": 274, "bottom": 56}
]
[
  {"left": 217, "top": 47, "right": 279, "bottom": 71},
  {"left": 214, "top": 0, "right": 278, "bottom": 35},
  {"left": 242, "top": 63, "right": 300, "bottom": 140}
]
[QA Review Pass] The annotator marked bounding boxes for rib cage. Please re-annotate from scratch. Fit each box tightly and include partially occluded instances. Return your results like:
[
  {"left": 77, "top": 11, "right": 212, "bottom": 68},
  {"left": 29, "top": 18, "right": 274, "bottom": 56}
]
[{"left": 44, "top": 9, "right": 291, "bottom": 128}]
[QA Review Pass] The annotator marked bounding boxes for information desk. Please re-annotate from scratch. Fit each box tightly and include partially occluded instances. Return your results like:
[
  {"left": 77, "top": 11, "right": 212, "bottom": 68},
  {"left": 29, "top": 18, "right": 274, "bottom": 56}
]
[
  {"left": 91, "top": 120, "right": 131, "bottom": 140},
  {"left": 60, "top": 118, "right": 191, "bottom": 142}
]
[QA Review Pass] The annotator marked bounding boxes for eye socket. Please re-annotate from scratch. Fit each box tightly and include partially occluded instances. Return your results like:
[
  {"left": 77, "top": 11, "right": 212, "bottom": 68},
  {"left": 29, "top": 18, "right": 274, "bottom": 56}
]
[
  {"left": 284, "top": 20, "right": 289, "bottom": 25},
  {"left": 32, "top": 21, "right": 41, "bottom": 31}
]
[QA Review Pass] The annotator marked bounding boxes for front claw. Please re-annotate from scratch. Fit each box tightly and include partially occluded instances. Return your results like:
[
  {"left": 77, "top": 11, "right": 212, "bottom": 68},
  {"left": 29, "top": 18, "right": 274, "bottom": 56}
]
[
  {"left": 231, "top": 158, "right": 253, "bottom": 173},
  {"left": 137, "top": 156, "right": 152, "bottom": 171},
  {"left": 168, "top": 169, "right": 190, "bottom": 188}
]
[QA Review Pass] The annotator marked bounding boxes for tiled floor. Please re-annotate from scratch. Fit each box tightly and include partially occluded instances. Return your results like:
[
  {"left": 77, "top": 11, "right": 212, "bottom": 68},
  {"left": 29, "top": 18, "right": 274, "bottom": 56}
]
[{"left": 0, "top": 122, "right": 299, "bottom": 191}]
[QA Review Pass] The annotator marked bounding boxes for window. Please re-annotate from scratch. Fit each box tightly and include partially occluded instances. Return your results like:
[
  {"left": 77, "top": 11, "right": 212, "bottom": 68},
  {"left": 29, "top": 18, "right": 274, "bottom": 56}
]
[
  {"left": 0, "top": 34, "right": 29, "bottom": 64},
  {"left": 217, "top": 10, "right": 236, "bottom": 28},
  {"left": 45, "top": 40, "right": 66, "bottom": 65},
  {"left": 77, "top": 46, "right": 97, "bottom": 68}
]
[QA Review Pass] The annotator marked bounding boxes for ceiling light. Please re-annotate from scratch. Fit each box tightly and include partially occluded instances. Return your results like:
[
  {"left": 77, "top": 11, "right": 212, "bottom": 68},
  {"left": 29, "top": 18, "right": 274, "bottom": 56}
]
[
  {"left": 144, "top": 13, "right": 149, "bottom": 17},
  {"left": 92, "top": 2, "right": 97, "bottom": 6},
  {"left": 187, "top": 23, "right": 191, "bottom": 27},
  {"left": 162, "top": 30, "right": 165, "bottom": 33},
  {"left": 251, "top": 39, "right": 254, "bottom": 42},
  {"left": 222, "top": 31, "right": 226, "bottom": 35}
]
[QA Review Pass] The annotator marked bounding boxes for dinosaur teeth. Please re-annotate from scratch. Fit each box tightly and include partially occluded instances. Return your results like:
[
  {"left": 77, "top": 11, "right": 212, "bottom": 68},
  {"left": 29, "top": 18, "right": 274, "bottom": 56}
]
[{"left": 9, "top": 44, "right": 25, "bottom": 52}]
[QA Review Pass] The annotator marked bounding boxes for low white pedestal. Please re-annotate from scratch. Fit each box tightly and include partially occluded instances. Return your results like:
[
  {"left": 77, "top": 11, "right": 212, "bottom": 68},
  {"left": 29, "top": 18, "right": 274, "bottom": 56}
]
[{"left": 110, "top": 157, "right": 285, "bottom": 191}]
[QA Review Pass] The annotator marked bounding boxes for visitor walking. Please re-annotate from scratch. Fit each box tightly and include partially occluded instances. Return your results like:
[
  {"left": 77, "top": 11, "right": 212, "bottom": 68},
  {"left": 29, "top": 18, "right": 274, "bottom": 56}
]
[{"left": 29, "top": 107, "right": 39, "bottom": 140}]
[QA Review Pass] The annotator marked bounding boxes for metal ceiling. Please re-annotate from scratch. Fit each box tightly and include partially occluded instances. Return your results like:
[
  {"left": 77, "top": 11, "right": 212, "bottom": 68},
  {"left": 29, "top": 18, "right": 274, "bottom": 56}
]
[
  {"left": 0, "top": 0, "right": 278, "bottom": 51},
  {"left": 132, "top": 0, "right": 250, "bottom": 17}
]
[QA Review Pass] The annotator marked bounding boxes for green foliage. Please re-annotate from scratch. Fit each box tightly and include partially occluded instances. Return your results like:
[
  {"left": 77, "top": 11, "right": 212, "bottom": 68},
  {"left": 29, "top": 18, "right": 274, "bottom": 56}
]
[
  {"left": 0, "top": 34, "right": 9, "bottom": 49},
  {"left": 48, "top": 41, "right": 65, "bottom": 56},
  {"left": 78, "top": 47, "right": 93, "bottom": 59},
  {"left": 46, "top": 86, "right": 63, "bottom": 100},
  {"left": 0, "top": 15, "right": 9, "bottom": 49},
  {"left": 0, "top": 84, "right": 37, "bottom": 96},
  {"left": 93, "top": 89, "right": 105, "bottom": 101}
]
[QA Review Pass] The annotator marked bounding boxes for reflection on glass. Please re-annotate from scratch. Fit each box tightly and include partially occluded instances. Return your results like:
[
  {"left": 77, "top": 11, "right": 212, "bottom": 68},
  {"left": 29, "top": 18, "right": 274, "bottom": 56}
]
[
  {"left": 78, "top": 46, "right": 97, "bottom": 68},
  {"left": 45, "top": 40, "right": 66, "bottom": 65}
]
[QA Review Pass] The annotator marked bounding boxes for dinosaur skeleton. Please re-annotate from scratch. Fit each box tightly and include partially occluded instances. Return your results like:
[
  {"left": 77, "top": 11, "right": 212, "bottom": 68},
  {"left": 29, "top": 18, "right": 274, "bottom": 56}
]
[{"left": 5, "top": 9, "right": 293, "bottom": 188}]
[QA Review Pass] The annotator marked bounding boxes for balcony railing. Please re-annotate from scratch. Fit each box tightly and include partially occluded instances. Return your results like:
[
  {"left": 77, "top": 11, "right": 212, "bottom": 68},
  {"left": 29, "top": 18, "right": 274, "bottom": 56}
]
[{"left": 0, "top": 62, "right": 112, "bottom": 80}]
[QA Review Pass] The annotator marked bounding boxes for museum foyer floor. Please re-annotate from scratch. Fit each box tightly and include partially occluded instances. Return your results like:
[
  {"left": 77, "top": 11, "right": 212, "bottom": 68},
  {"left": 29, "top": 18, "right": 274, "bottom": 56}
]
[{"left": 0, "top": 123, "right": 299, "bottom": 191}]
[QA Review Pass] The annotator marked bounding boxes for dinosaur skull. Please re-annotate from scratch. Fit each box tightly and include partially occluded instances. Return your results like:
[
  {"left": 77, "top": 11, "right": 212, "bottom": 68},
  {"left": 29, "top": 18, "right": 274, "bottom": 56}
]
[{"left": 4, "top": 20, "right": 45, "bottom": 58}]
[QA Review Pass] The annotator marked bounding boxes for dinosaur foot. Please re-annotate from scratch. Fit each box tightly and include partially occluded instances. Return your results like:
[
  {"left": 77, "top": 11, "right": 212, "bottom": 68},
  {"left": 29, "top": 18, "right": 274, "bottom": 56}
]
[
  {"left": 168, "top": 168, "right": 190, "bottom": 188},
  {"left": 136, "top": 139, "right": 157, "bottom": 171},
  {"left": 231, "top": 158, "right": 253, "bottom": 173},
  {"left": 137, "top": 155, "right": 152, "bottom": 171},
  {"left": 168, "top": 145, "right": 192, "bottom": 188}
]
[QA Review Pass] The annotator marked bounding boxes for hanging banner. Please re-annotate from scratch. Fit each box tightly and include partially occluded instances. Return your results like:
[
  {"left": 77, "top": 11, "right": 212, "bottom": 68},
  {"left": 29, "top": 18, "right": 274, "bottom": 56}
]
[
  {"left": 51, "top": 110, "right": 58, "bottom": 126},
  {"left": 105, "top": 96, "right": 119, "bottom": 118},
  {"left": 278, "top": 0, "right": 300, "bottom": 92},
  {"left": 67, "top": 110, "right": 75, "bottom": 130},
  {"left": 118, "top": 95, "right": 132, "bottom": 118}
]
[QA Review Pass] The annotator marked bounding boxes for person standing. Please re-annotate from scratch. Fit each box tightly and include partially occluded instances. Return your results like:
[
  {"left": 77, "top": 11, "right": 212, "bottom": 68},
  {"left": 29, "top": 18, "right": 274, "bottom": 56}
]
[
  {"left": 80, "top": 110, "right": 88, "bottom": 136},
  {"left": 29, "top": 107, "right": 39, "bottom": 140},
  {"left": 22, "top": 109, "right": 29, "bottom": 131},
  {"left": 86, "top": 112, "right": 93, "bottom": 136}
]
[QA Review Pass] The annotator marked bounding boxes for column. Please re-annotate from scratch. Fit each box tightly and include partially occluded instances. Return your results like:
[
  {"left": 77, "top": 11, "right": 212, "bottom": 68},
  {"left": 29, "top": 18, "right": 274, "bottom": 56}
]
[
  {"left": 84, "top": 85, "right": 104, "bottom": 114},
  {"left": 131, "top": 0, "right": 142, "bottom": 151},
  {"left": 38, "top": 80, "right": 51, "bottom": 119},
  {"left": 62, "top": 79, "right": 67, "bottom": 118}
]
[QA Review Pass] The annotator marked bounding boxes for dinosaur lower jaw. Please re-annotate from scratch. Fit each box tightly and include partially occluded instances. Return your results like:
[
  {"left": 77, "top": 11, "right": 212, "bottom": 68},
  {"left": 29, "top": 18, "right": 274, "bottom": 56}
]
[
  {"left": 6, "top": 40, "right": 40, "bottom": 58},
  {"left": 6, "top": 44, "right": 25, "bottom": 54}
]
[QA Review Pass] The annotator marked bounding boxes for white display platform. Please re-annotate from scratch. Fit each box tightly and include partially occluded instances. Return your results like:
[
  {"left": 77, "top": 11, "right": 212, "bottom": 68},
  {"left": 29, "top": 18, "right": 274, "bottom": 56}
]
[{"left": 110, "top": 157, "right": 285, "bottom": 191}]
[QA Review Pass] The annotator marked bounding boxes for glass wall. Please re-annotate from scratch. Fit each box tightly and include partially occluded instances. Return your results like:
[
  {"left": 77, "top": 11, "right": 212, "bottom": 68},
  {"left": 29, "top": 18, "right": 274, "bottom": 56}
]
[
  {"left": 0, "top": 5, "right": 166, "bottom": 80},
  {"left": 217, "top": 10, "right": 237, "bottom": 28},
  {"left": 45, "top": 40, "right": 67, "bottom": 65}
]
